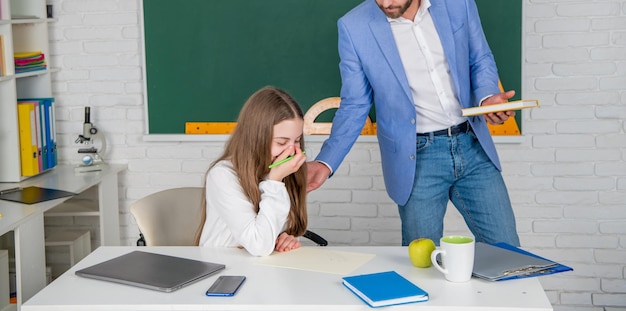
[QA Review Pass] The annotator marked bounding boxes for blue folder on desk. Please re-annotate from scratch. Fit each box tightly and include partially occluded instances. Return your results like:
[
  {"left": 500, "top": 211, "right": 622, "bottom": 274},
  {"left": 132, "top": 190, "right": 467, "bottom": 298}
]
[
  {"left": 473, "top": 242, "right": 573, "bottom": 281},
  {"left": 0, "top": 186, "right": 75, "bottom": 204},
  {"left": 492, "top": 242, "right": 573, "bottom": 281}
]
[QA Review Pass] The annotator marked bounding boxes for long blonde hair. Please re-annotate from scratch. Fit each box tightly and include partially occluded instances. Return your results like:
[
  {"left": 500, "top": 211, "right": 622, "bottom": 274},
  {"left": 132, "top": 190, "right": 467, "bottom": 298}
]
[{"left": 194, "top": 86, "right": 308, "bottom": 245}]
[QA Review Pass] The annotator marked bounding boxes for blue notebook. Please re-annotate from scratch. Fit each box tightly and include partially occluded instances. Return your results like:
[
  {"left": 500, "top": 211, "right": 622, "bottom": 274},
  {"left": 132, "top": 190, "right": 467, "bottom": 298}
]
[{"left": 342, "top": 271, "right": 428, "bottom": 308}]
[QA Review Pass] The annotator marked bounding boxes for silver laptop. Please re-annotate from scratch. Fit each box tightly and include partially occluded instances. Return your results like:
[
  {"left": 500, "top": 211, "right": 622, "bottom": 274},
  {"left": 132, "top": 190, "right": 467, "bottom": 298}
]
[{"left": 75, "top": 250, "right": 225, "bottom": 292}]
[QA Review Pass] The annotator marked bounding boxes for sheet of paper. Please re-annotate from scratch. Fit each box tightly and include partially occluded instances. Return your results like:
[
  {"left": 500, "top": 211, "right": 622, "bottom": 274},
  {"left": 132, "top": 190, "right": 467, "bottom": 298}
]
[{"left": 255, "top": 247, "right": 376, "bottom": 275}]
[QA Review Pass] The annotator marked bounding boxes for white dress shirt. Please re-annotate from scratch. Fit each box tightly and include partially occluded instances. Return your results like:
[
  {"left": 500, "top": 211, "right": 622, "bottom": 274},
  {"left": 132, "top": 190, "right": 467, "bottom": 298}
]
[
  {"left": 388, "top": 0, "right": 466, "bottom": 133},
  {"left": 199, "top": 160, "right": 289, "bottom": 257}
]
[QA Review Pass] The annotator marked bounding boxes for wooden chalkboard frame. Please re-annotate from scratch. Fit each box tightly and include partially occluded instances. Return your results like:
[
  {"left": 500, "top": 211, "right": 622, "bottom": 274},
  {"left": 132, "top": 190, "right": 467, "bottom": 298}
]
[{"left": 141, "top": 0, "right": 522, "bottom": 135}]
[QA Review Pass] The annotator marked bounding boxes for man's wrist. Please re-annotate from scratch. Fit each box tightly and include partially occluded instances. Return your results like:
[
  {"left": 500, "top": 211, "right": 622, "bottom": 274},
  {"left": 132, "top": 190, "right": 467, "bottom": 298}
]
[
  {"left": 479, "top": 94, "right": 494, "bottom": 106},
  {"left": 315, "top": 160, "right": 333, "bottom": 176}
]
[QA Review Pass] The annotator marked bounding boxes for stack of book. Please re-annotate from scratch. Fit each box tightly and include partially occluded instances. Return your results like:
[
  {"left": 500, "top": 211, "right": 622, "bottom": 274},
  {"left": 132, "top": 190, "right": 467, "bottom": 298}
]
[{"left": 14, "top": 51, "right": 47, "bottom": 74}]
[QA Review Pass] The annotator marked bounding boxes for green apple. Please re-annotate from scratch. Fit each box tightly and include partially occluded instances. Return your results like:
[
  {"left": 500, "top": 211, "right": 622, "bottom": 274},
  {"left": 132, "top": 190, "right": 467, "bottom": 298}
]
[{"left": 408, "top": 238, "right": 436, "bottom": 268}]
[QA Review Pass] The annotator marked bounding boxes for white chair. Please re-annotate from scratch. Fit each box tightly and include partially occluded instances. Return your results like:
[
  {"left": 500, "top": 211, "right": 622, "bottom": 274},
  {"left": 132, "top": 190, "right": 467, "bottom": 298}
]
[
  {"left": 130, "top": 187, "right": 327, "bottom": 246},
  {"left": 130, "top": 187, "right": 204, "bottom": 246}
]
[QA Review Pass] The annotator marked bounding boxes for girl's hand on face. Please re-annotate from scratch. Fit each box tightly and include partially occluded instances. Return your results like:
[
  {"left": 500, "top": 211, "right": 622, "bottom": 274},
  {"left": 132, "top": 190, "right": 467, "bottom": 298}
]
[
  {"left": 275, "top": 232, "right": 301, "bottom": 252},
  {"left": 267, "top": 145, "right": 306, "bottom": 182}
]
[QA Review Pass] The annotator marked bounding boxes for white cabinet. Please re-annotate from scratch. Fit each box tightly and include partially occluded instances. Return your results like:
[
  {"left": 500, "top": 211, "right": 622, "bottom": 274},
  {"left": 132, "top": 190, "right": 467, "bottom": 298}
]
[
  {"left": 0, "top": 0, "right": 56, "bottom": 182},
  {"left": 0, "top": 164, "right": 124, "bottom": 310},
  {"left": 0, "top": 249, "right": 12, "bottom": 311}
]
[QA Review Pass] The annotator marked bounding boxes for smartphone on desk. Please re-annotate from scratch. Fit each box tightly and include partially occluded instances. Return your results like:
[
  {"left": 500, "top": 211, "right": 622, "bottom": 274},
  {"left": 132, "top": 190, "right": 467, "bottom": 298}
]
[{"left": 206, "top": 275, "right": 246, "bottom": 296}]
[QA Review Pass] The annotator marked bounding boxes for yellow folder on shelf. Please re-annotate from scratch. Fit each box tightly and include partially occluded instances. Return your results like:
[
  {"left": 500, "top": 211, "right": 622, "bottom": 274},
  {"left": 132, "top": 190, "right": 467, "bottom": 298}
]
[{"left": 17, "top": 103, "right": 40, "bottom": 176}]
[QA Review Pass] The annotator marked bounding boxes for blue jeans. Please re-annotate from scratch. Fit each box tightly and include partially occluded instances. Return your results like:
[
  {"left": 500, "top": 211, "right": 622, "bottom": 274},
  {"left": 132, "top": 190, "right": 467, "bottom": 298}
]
[{"left": 398, "top": 130, "right": 520, "bottom": 246}]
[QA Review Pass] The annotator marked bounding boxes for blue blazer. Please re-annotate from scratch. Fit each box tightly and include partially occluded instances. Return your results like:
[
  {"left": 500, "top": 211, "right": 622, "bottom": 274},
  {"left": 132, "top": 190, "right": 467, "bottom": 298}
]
[{"left": 316, "top": 0, "right": 503, "bottom": 205}]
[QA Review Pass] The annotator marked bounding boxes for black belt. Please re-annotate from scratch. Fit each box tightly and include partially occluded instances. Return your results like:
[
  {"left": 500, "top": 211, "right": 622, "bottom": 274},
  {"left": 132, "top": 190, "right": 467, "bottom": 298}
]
[{"left": 416, "top": 121, "right": 471, "bottom": 137}]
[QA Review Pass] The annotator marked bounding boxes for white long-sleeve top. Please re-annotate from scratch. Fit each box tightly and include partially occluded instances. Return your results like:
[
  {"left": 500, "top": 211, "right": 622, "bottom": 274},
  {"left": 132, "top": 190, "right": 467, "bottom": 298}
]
[{"left": 198, "top": 160, "right": 290, "bottom": 256}]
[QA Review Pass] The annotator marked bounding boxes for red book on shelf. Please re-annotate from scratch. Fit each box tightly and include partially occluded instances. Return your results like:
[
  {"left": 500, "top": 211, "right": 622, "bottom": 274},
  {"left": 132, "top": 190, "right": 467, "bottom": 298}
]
[{"left": 15, "top": 53, "right": 45, "bottom": 65}]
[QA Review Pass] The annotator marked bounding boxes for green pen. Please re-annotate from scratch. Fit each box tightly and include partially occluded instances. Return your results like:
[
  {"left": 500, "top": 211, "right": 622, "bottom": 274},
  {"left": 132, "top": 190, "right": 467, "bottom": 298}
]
[{"left": 269, "top": 151, "right": 306, "bottom": 169}]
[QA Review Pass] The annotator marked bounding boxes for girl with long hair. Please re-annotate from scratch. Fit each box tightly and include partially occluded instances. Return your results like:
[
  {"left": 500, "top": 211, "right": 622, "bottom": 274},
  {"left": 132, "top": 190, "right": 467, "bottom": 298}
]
[{"left": 196, "top": 86, "right": 308, "bottom": 256}]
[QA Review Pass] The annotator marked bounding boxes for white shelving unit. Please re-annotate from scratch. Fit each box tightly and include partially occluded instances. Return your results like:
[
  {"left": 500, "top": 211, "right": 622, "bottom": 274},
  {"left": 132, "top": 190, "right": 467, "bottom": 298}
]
[
  {"left": 44, "top": 230, "right": 91, "bottom": 279},
  {"left": 0, "top": 0, "right": 55, "bottom": 309},
  {"left": 0, "top": 249, "right": 13, "bottom": 311},
  {"left": 44, "top": 187, "right": 100, "bottom": 279},
  {"left": 0, "top": 164, "right": 124, "bottom": 311},
  {"left": 0, "top": 0, "right": 55, "bottom": 183}
]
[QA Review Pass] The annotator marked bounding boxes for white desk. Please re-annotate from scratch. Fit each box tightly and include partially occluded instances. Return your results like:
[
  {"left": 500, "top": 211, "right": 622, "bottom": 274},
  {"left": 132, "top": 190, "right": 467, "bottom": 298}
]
[
  {"left": 0, "top": 164, "right": 125, "bottom": 310},
  {"left": 22, "top": 246, "right": 553, "bottom": 311}
]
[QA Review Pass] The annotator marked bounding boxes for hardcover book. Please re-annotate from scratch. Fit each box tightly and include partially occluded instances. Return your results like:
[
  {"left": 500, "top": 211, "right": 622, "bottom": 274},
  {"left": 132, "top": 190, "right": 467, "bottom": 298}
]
[
  {"left": 342, "top": 270, "right": 428, "bottom": 308},
  {"left": 461, "top": 99, "right": 539, "bottom": 116}
]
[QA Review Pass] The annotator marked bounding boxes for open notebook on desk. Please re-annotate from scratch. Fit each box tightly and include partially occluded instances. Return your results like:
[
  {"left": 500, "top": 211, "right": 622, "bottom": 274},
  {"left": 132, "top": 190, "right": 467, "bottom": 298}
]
[{"left": 473, "top": 242, "right": 573, "bottom": 281}]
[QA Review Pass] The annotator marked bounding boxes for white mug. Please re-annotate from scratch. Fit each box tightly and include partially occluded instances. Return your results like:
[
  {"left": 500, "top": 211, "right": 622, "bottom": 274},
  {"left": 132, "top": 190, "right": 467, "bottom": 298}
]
[{"left": 430, "top": 236, "right": 475, "bottom": 282}]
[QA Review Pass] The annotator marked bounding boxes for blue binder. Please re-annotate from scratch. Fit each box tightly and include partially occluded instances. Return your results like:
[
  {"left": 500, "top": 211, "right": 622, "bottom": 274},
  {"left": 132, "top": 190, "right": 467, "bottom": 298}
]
[
  {"left": 42, "top": 98, "right": 56, "bottom": 168},
  {"left": 490, "top": 242, "right": 573, "bottom": 281},
  {"left": 38, "top": 100, "right": 48, "bottom": 170}
]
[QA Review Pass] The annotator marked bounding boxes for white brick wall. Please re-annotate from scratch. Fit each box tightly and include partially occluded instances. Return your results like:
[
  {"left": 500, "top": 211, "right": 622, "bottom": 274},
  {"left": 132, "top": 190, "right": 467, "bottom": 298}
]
[{"left": 46, "top": 0, "right": 625, "bottom": 309}]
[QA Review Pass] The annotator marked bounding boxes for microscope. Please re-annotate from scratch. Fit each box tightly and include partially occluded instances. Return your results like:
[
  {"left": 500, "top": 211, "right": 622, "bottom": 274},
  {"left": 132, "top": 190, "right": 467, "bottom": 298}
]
[{"left": 74, "top": 107, "right": 107, "bottom": 173}]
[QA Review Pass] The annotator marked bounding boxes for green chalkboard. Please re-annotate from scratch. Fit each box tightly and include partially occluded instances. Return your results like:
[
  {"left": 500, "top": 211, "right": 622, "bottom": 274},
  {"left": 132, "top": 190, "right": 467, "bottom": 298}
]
[
  {"left": 476, "top": 0, "right": 523, "bottom": 128},
  {"left": 143, "top": 0, "right": 522, "bottom": 134},
  {"left": 143, "top": 0, "right": 363, "bottom": 134}
]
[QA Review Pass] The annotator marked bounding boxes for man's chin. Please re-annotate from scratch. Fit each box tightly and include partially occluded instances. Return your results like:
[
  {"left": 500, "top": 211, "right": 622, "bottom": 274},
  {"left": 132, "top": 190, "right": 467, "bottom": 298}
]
[{"left": 382, "top": 9, "right": 402, "bottom": 18}]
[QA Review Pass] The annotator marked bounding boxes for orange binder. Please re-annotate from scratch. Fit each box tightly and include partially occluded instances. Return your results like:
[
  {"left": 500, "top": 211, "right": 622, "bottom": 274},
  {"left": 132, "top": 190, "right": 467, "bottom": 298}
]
[{"left": 17, "top": 103, "right": 40, "bottom": 176}]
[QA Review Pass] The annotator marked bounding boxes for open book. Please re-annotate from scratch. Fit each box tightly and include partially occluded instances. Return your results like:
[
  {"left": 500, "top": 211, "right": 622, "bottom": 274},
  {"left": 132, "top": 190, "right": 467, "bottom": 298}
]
[{"left": 462, "top": 99, "right": 539, "bottom": 116}]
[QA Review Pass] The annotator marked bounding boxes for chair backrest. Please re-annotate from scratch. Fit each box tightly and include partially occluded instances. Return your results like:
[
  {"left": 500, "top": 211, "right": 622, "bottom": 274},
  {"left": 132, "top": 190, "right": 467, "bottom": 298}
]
[{"left": 129, "top": 187, "right": 204, "bottom": 246}]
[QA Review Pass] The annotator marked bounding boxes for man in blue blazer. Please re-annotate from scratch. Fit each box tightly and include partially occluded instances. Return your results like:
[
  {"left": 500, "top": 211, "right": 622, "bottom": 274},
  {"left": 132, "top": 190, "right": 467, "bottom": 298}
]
[{"left": 307, "top": 0, "right": 520, "bottom": 246}]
